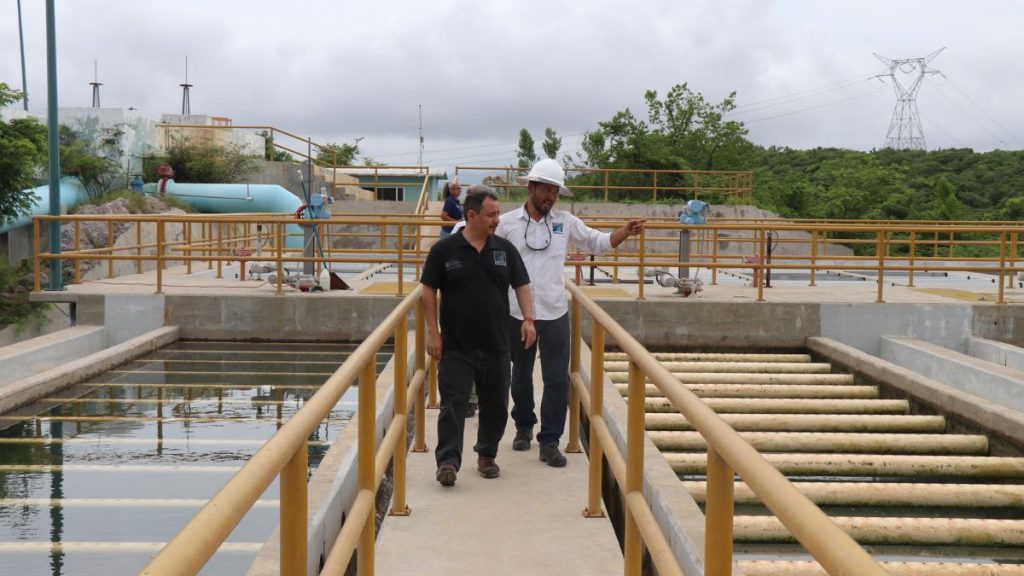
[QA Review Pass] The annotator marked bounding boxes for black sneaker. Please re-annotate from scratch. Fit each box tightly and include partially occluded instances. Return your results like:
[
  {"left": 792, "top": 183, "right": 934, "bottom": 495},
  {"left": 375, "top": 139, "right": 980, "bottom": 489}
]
[
  {"left": 477, "top": 456, "right": 500, "bottom": 479},
  {"left": 465, "top": 401, "right": 477, "bottom": 418},
  {"left": 539, "top": 444, "right": 567, "bottom": 467},
  {"left": 512, "top": 428, "right": 533, "bottom": 451},
  {"left": 436, "top": 462, "right": 457, "bottom": 486}
]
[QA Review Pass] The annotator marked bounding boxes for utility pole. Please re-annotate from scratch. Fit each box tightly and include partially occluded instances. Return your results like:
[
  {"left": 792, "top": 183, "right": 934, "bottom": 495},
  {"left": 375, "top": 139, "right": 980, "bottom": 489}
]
[
  {"left": 180, "top": 56, "right": 193, "bottom": 115},
  {"left": 45, "top": 0, "right": 62, "bottom": 290},
  {"left": 417, "top": 104, "right": 424, "bottom": 167},
  {"left": 875, "top": 48, "right": 944, "bottom": 150},
  {"left": 90, "top": 60, "right": 102, "bottom": 108},
  {"left": 17, "top": 0, "right": 28, "bottom": 110}
]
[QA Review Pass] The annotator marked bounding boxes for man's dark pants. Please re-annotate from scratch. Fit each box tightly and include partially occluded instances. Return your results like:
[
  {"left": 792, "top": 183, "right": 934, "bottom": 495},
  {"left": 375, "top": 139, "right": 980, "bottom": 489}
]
[
  {"left": 435, "top": 348, "right": 511, "bottom": 470},
  {"left": 509, "top": 313, "right": 570, "bottom": 447}
]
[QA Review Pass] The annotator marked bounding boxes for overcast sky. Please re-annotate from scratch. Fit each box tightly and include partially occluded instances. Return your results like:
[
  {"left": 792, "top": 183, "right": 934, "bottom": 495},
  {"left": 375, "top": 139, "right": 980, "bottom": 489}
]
[{"left": 2, "top": 0, "right": 1022, "bottom": 175}]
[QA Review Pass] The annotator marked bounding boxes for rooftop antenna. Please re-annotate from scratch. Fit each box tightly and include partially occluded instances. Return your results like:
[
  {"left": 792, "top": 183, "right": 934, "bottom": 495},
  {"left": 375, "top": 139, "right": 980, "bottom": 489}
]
[
  {"left": 179, "top": 55, "right": 193, "bottom": 115},
  {"left": 875, "top": 48, "right": 944, "bottom": 150},
  {"left": 418, "top": 104, "right": 424, "bottom": 167},
  {"left": 90, "top": 60, "right": 102, "bottom": 108}
]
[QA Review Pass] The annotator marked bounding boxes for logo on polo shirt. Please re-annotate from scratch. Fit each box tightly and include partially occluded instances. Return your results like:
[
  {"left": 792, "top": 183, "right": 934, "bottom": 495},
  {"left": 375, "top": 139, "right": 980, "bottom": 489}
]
[
  {"left": 445, "top": 259, "right": 463, "bottom": 272},
  {"left": 552, "top": 223, "right": 564, "bottom": 234},
  {"left": 493, "top": 251, "right": 507, "bottom": 266}
]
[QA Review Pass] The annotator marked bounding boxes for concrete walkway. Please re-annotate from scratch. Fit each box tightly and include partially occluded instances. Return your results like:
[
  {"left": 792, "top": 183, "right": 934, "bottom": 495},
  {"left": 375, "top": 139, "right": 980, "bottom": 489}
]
[{"left": 375, "top": 364, "right": 624, "bottom": 575}]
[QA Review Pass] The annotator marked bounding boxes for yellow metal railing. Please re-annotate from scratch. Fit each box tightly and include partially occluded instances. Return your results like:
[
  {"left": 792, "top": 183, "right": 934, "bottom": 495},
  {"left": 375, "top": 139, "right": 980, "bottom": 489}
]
[
  {"left": 565, "top": 280, "right": 888, "bottom": 576},
  {"left": 140, "top": 285, "right": 430, "bottom": 576},
  {"left": 455, "top": 165, "right": 754, "bottom": 204}
]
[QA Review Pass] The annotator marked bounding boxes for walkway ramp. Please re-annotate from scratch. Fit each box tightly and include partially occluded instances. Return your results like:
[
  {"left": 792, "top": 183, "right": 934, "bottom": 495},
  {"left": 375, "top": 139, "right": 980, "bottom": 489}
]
[{"left": 375, "top": 363, "right": 623, "bottom": 575}]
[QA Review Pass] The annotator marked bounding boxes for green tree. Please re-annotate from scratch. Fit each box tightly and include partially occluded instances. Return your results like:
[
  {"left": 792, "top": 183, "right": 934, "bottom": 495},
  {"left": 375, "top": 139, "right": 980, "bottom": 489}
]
[
  {"left": 59, "top": 125, "right": 122, "bottom": 198},
  {"left": 260, "top": 130, "right": 295, "bottom": 162},
  {"left": 317, "top": 141, "right": 360, "bottom": 166},
  {"left": 542, "top": 127, "right": 562, "bottom": 160},
  {"left": 0, "top": 83, "right": 47, "bottom": 227},
  {"left": 932, "top": 177, "right": 964, "bottom": 221},
  {"left": 146, "top": 137, "right": 256, "bottom": 183},
  {"left": 516, "top": 129, "right": 538, "bottom": 168}
]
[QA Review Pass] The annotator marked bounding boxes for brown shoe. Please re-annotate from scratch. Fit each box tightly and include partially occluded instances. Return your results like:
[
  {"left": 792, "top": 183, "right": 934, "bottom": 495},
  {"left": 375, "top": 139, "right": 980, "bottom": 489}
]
[
  {"left": 436, "top": 462, "right": 457, "bottom": 487},
  {"left": 477, "top": 456, "right": 500, "bottom": 479}
]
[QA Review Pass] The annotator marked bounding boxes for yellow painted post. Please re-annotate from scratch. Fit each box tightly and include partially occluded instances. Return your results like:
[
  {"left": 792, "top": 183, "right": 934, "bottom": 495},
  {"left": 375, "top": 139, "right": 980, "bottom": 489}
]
[
  {"left": 1009, "top": 232, "right": 1018, "bottom": 290},
  {"left": 585, "top": 323, "right": 606, "bottom": 518},
  {"left": 949, "top": 231, "right": 955, "bottom": 258},
  {"left": 357, "top": 358, "right": 377, "bottom": 576},
  {"left": 567, "top": 297, "right": 582, "bottom": 454},
  {"left": 156, "top": 221, "right": 164, "bottom": 294},
  {"left": 624, "top": 360, "right": 645, "bottom": 576},
  {"left": 998, "top": 232, "right": 1007, "bottom": 305},
  {"left": 428, "top": 357, "right": 438, "bottom": 409},
  {"left": 74, "top": 221, "right": 81, "bottom": 283},
  {"left": 391, "top": 314, "right": 411, "bottom": 515},
  {"left": 809, "top": 230, "right": 817, "bottom": 287},
  {"left": 380, "top": 223, "right": 386, "bottom": 251},
  {"left": 280, "top": 443, "right": 308, "bottom": 576},
  {"left": 908, "top": 231, "right": 916, "bottom": 288},
  {"left": 613, "top": 246, "right": 620, "bottom": 284},
  {"left": 637, "top": 228, "right": 646, "bottom": 301},
  {"left": 603, "top": 170, "right": 610, "bottom": 202},
  {"left": 413, "top": 302, "right": 427, "bottom": 452},
  {"left": 276, "top": 223, "right": 284, "bottom": 295},
  {"left": 711, "top": 228, "right": 718, "bottom": 285},
  {"left": 185, "top": 220, "right": 193, "bottom": 275},
  {"left": 33, "top": 218, "right": 41, "bottom": 291},
  {"left": 652, "top": 171, "right": 658, "bottom": 202},
  {"left": 216, "top": 222, "right": 224, "bottom": 279},
  {"left": 876, "top": 231, "right": 885, "bottom": 304},
  {"left": 397, "top": 223, "right": 405, "bottom": 297},
  {"left": 704, "top": 447, "right": 735, "bottom": 576},
  {"left": 107, "top": 220, "right": 115, "bottom": 278},
  {"left": 757, "top": 228, "right": 766, "bottom": 302}
]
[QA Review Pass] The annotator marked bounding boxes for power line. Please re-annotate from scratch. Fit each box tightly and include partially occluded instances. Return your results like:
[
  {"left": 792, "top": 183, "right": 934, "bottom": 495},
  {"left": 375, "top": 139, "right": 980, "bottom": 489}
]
[
  {"left": 926, "top": 77, "right": 1007, "bottom": 146},
  {"left": 731, "top": 72, "right": 881, "bottom": 114},
  {"left": 936, "top": 74, "right": 1024, "bottom": 147},
  {"left": 735, "top": 87, "right": 889, "bottom": 124}
]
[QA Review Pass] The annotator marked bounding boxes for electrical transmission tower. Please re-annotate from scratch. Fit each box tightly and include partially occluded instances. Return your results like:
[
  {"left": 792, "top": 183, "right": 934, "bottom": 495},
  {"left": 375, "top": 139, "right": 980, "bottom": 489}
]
[{"left": 875, "top": 48, "right": 944, "bottom": 150}]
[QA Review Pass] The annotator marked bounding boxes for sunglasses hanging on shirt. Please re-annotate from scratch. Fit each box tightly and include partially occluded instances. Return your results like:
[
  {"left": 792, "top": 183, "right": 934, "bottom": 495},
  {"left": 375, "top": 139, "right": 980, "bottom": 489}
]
[{"left": 524, "top": 216, "right": 552, "bottom": 250}]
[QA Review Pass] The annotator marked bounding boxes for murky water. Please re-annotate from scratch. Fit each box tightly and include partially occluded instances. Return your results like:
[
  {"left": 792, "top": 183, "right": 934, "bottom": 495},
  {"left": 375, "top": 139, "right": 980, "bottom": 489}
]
[{"left": 0, "top": 340, "right": 391, "bottom": 575}]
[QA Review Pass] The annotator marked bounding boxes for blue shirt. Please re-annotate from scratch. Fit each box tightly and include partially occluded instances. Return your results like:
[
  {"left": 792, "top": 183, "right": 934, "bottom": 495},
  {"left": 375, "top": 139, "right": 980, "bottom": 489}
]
[{"left": 441, "top": 196, "right": 463, "bottom": 233}]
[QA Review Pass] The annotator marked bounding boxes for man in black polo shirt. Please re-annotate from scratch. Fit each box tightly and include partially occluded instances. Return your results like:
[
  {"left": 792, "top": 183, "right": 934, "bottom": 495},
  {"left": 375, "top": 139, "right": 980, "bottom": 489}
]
[{"left": 421, "top": 187, "right": 536, "bottom": 487}]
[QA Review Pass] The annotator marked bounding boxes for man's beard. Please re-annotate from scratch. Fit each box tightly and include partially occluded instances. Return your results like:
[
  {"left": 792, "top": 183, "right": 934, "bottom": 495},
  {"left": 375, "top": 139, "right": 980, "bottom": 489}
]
[{"left": 531, "top": 198, "right": 551, "bottom": 215}]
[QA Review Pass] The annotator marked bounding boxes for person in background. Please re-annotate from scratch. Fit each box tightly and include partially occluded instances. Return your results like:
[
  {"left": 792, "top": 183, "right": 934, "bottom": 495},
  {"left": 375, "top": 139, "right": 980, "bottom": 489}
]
[
  {"left": 440, "top": 179, "right": 463, "bottom": 237},
  {"left": 496, "top": 158, "right": 645, "bottom": 468},
  {"left": 421, "top": 186, "right": 536, "bottom": 487}
]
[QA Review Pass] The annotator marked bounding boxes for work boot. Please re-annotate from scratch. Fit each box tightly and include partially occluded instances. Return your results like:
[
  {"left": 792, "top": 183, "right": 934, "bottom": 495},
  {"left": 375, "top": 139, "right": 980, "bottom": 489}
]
[
  {"left": 512, "top": 428, "right": 533, "bottom": 451},
  {"left": 539, "top": 444, "right": 567, "bottom": 467},
  {"left": 477, "top": 456, "right": 501, "bottom": 479},
  {"left": 436, "top": 462, "right": 457, "bottom": 487}
]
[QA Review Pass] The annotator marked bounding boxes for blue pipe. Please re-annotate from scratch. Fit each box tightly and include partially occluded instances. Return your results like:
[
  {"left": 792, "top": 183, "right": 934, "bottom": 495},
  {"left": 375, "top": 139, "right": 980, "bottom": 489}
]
[
  {"left": 141, "top": 180, "right": 304, "bottom": 248},
  {"left": 0, "top": 177, "right": 89, "bottom": 235}
]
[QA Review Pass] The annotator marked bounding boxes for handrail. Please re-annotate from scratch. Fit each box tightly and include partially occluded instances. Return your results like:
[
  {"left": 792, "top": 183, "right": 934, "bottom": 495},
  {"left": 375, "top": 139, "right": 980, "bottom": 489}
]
[
  {"left": 565, "top": 280, "right": 888, "bottom": 576},
  {"left": 139, "top": 284, "right": 426, "bottom": 576}
]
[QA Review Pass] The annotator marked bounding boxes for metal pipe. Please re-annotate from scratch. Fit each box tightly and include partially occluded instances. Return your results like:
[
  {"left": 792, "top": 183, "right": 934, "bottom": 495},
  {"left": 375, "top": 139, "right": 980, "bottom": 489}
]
[
  {"left": 704, "top": 447, "right": 734, "bottom": 576},
  {"left": 622, "top": 383, "right": 878, "bottom": 399},
  {"left": 609, "top": 372, "right": 854, "bottom": 385},
  {"left": 685, "top": 481, "right": 1024, "bottom": 508},
  {"left": 624, "top": 360, "right": 644, "bottom": 576},
  {"left": 739, "top": 560, "right": 1024, "bottom": 576},
  {"left": 280, "top": 442, "right": 308, "bottom": 576},
  {"left": 665, "top": 452, "right": 1024, "bottom": 477},
  {"left": 390, "top": 315, "right": 409, "bottom": 515},
  {"left": 357, "top": 359, "right": 376, "bottom": 576},
  {"left": 585, "top": 323, "right": 605, "bottom": 518},
  {"left": 45, "top": 0, "right": 62, "bottom": 291},
  {"left": 645, "top": 397, "right": 909, "bottom": 414},
  {"left": 605, "top": 361, "right": 832, "bottom": 374},
  {"left": 567, "top": 297, "right": 582, "bottom": 453},
  {"left": 735, "top": 515, "right": 1024, "bottom": 546},
  {"left": 644, "top": 413, "right": 946, "bottom": 433},
  {"left": 651, "top": 431, "right": 987, "bottom": 454}
]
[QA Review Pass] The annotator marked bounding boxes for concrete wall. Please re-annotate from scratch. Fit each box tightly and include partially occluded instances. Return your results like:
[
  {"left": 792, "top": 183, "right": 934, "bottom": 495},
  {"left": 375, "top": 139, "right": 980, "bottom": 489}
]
[
  {"left": 819, "top": 303, "right": 972, "bottom": 356},
  {"left": 968, "top": 336, "right": 1024, "bottom": 371},
  {"left": 880, "top": 335, "right": 1024, "bottom": 414},
  {"left": 0, "top": 326, "right": 106, "bottom": 386}
]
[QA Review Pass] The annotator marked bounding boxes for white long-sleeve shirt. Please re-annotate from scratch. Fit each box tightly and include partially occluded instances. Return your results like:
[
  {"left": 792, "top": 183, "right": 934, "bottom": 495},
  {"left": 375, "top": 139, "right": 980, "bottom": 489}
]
[{"left": 496, "top": 204, "right": 613, "bottom": 321}]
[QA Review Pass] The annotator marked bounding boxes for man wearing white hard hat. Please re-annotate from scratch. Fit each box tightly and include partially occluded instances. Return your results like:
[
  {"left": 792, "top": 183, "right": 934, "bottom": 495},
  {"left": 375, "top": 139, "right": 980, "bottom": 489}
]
[{"left": 496, "top": 158, "right": 645, "bottom": 467}]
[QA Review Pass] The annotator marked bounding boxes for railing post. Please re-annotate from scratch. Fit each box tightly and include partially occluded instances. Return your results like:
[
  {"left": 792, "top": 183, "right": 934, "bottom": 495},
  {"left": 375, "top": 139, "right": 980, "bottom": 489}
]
[
  {"left": 107, "top": 220, "right": 115, "bottom": 278},
  {"left": 585, "top": 323, "right": 605, "bottom": 518},
  {"left": 413, "top": 302, "right": 427, "bottom": 452},
  {"left": 809, "top": 230, "right": 817, "bottom": 287},
  {"left": 391, "top": 313, "right": 411, "bottom": 515},
  {"left": 711, "top": 228, "right": 719, "bottom": 285},
  {"left": 185, "top": 219, "right": 193, "bottom": 275},
  {"left": 74, "top": 220, "right": 82, "bottom": 283},
  {"left": 757, "top": 228, "right": 766, "bottom": 302},
  {"left": 876, "top": 230, "right": 885, "bottom": 304},
  {"left": 705, "top": 447, "right": 735, "bottom": 576},
  {"left": 33, "top": 218, "right": 41, "bottom": 291},
  {"left": 998, "top": 231, "right": 1007, "bottom": 305},
  {"left": 624, "top": 360, "right": 645, "bottom": 576},
  {"left": 155, "top": 220, "right": 164, "bottom": 294},
  {"left": 397, "top": 223, "right": 405, "bottom": 297},
  {"left": 1009, "top": 232, "right": 1018, "bottom": 290},
  {"left": 908, "top": 231, "right": 916, "bottom": 288},
  {"left": 358, "top": 358, "right": 377, "bottom": 576},
  {"left": 276, "top": 222, "right": 284, "bottom": 295},
  {"left": 280, "top": 441, "right": 309, "bottom": 576},
  {"left": 567, "top": 297, "right": 582, "bottom": 454},
  {"left": 652, "top": 171, "right": 658, "bottom": 202},
  {"left": 603, "top": 170, "right": 609, "bottom": 202},
  {"left": 428, "top": 356, "right": 439, "bottom": 409},
  {"left": 216, "top": 221, "right": 224, "bottom": 279},
  {"left": 637, "top": 228, "right": 646, "bottom": 301}
]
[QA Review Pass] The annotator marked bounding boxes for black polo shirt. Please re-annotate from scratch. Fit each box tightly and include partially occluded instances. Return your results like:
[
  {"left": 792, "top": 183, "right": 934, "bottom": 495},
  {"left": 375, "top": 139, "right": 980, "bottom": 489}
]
[{"left": 420, "top": 229, "right": 530, "bottom": 353}]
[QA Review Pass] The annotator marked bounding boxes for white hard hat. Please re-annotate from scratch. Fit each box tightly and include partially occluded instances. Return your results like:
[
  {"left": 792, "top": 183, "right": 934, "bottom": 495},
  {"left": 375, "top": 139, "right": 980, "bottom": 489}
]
[{"left": 517, "top": 158, "right": 572, "bottom": 197}]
